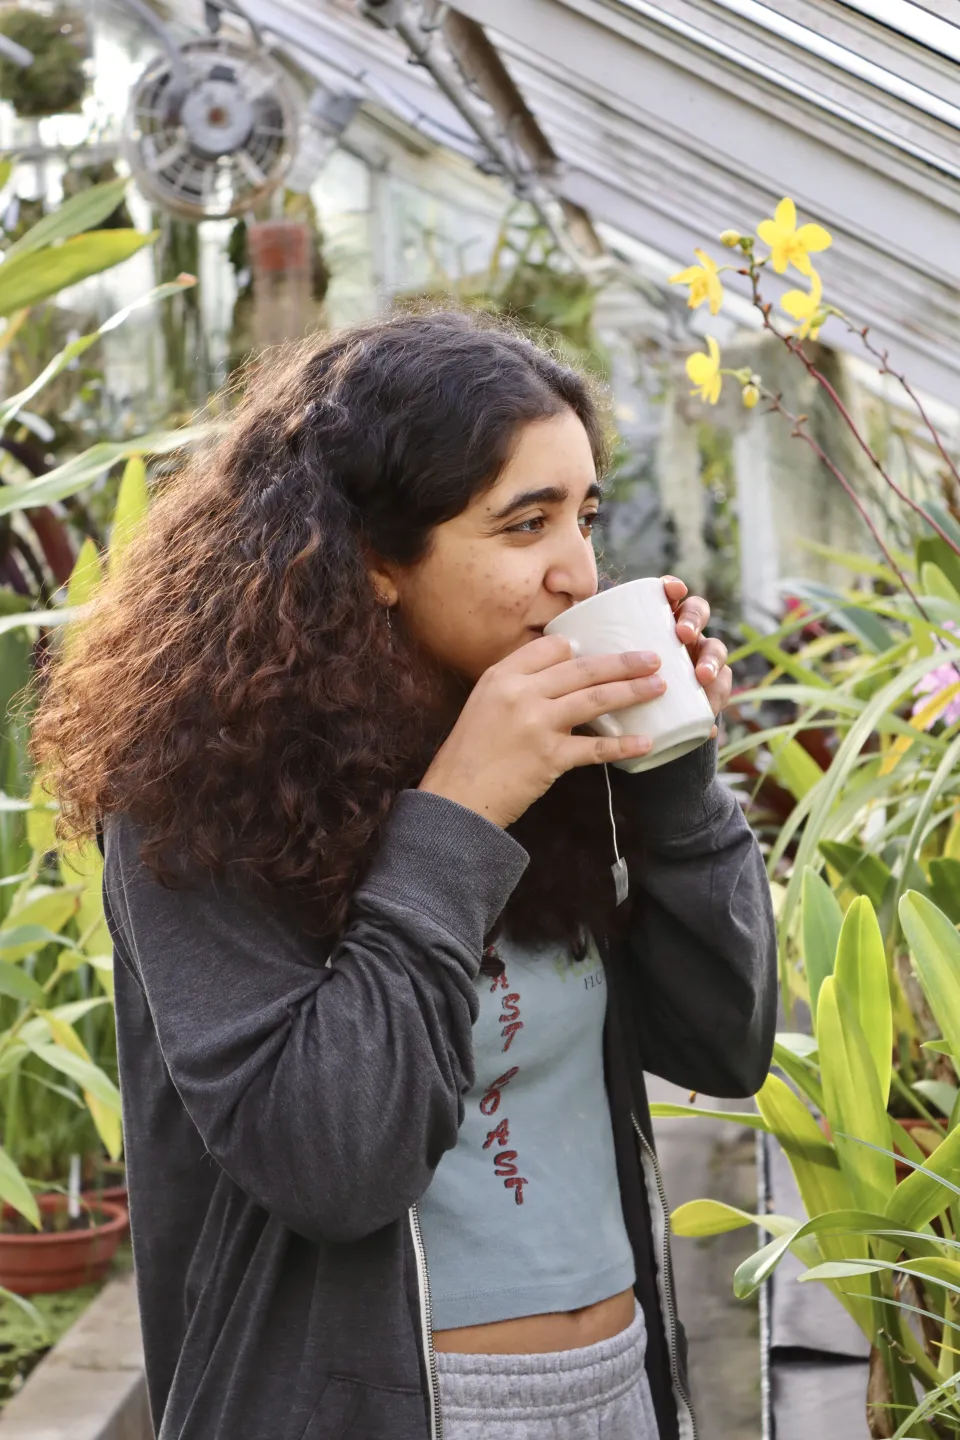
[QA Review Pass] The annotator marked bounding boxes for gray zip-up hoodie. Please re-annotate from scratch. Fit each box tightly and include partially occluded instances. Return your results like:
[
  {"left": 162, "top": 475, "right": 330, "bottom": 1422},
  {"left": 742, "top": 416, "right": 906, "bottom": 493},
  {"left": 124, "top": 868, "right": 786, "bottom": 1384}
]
[{"left": 99, "top": 739, "right": 777, "bottom": 1440}]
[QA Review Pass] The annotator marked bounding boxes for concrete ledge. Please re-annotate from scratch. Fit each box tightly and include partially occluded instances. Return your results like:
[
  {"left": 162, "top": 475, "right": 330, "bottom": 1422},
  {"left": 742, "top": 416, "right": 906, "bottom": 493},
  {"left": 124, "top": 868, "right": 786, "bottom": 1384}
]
[{"left": 0, "top": 1273, "right": 152, "bottom": 1440}]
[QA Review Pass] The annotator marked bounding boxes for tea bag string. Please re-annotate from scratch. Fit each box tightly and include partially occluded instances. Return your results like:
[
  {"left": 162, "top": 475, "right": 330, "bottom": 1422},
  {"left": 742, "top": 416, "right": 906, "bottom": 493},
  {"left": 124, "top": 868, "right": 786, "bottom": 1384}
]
[{"left": 603, "top": 764, "right": 629, "bottom": 906}]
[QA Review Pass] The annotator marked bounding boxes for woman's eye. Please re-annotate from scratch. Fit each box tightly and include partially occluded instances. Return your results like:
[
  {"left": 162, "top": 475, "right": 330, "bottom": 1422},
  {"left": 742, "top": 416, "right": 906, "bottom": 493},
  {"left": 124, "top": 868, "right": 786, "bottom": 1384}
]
[
  {"left": 506, "top": 515, "right": 546, "bottom": 534},
  {"left": 580, "top": 510, "right": 603, "bottom": 534}
]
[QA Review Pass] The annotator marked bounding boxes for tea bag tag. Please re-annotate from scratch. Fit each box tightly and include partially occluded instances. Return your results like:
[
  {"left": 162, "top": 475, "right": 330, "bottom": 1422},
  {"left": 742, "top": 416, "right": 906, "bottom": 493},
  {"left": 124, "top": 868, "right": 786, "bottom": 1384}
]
[{"left": 604, "top": 765, "right": 629, "bottom": 906}]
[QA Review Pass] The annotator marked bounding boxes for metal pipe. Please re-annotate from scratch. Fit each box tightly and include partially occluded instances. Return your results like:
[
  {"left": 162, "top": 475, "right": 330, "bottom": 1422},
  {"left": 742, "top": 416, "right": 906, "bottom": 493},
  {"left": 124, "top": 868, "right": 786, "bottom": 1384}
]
[
  {"left": 362, "top": 0, "right": 611, "bottom": 275},
  {"left": 441, "top": 9, "right": 603, "bottom": 259},
  {"left": 0, "top": 34, "right": 33, "bottom": 69}
]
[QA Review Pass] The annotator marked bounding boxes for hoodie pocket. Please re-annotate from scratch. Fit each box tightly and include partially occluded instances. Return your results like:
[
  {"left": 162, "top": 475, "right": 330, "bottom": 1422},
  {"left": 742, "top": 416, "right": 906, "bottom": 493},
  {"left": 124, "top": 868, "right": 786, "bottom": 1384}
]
[{"left": 301, "top": 1375, "right": 426, "bottom": 1440}]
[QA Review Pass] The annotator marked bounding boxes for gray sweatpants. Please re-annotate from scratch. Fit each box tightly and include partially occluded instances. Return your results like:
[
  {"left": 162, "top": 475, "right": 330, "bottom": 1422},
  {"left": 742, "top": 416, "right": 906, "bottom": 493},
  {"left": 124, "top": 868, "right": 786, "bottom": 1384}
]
[{"left": 434, "top": 1299, "right": 661, "bottom": 1439}]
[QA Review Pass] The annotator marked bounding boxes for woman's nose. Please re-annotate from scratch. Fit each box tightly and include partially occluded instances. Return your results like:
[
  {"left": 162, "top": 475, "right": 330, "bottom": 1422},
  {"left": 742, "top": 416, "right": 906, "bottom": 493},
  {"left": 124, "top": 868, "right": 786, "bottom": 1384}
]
[{"left": 544, "top": 532, "right": 598, "bottom": 603}]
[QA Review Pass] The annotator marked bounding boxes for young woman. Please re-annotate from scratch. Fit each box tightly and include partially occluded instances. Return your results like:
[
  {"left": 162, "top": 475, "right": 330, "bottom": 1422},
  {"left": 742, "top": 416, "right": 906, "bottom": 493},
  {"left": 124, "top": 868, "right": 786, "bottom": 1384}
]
[{"left": 32, "top": 310, "right": 777, "bottom": 1440}]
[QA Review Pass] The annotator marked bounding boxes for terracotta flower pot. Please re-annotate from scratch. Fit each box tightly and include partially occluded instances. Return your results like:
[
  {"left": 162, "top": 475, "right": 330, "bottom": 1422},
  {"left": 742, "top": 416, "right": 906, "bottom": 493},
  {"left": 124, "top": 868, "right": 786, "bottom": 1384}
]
[
  {"left": 0, "top": 1195, "right": 128, "bottom": 1295},
  {"left": 80, "top": 1182, "right": 128, "bottom": 1215}
]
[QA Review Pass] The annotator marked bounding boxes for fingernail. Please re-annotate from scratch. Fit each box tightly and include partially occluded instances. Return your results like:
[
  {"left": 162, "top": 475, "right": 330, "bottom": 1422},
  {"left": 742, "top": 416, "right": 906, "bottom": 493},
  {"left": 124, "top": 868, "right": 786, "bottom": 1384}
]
[
  {"left": 701, "top": 660, "right": 718, "bottom": 678},
  {"left": 568, "top": 638, "right": 582, "bottom": 656},
  {"left": 628, "top": 650, "right": 660, "bottom": 666},
  {"left": 650, "top": 675, "right": 666, "bottom": 692}
]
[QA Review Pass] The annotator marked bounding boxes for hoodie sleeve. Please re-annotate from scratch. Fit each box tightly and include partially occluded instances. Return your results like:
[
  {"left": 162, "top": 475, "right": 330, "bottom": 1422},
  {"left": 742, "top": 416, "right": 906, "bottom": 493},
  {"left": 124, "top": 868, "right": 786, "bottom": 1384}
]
[
  {"left": 612, "top": 739, "right": 778, "bottom": 1097},
  {"left": 102, "top": 790, "right": 528, "bottom": 1244}
]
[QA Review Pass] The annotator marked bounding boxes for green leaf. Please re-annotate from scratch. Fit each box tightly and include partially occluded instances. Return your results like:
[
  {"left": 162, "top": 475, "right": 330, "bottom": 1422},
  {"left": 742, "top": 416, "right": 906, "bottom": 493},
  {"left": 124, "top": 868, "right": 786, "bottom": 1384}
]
[
  {"left": 648, "top": 1102, "right": 769, "bottom": 1129},
  {"left": 834, "top": 897, "right": 892, "bottom": 1106},
  {"left": 801, "top": 867, "right": 843, "bottom": 1030},
  {"left": 22, "top": 1041, "right": 121, "bottom": 1112},
  {"left": 801, "top": 1255, "right": 960, "bottom": 1296},
  {"left": 110, "top": 455, "right": 149, "bottom": 567},
  {"left": 754, "top": 1074, "right": 845, "bottom": 1225},
  {"left": 919, "top": 504, "right": 960, "bottom": 558},
  {"left": 0, "top": 1145, "right": 39, "bottom": 1230},
  {"left": 788, "top": 581, "right": 897, "bottom": 653},
  {"left": 0, "top": 1285, "right": 47, "bottom": 1336},
  {"left": 0, "top": 925, "right": 72, "bottom": 957},
  {"left": 17, "top": 998, "right": 110, "bottom": 1048},
  {"left": 1, "top": 179, "right": 128, "bottom": 262},
  {"left": 927, "top": 858, "right": 960, "bottom": 926},
  {"left": 65, "top": 537, "right": 101, "bottom": 612},
  {"left": 25, "top": 772, "right": 57, "bottom": 856},
  {"left": 768, "top": 735, "right": 824, "bottom": 801},
  {"left": 776, "top": 1032, "right": 819, "bottom": 1058},
  {"left": 734, "top": 624, "right": 831, "bottom": 688},
  {"left": 920, "top": 559, "right": 960, "bottom": 606},
  {"left": 888, "top": 1122, "right": 960, "bottom": 1231},
  {"left": 23, "top": 1070, "right": 85, "bottom": 1109},
  {"left": 0, "top": 424, "right": 212, "bottom": 516},
  {"left": 819, "top": 840, "right": 892, "bottom": 909},
  {"left": 671, "top": 1200, "right": 797, "bottom": 1238},
  {"left": 780, "top": 649, "right": 960, "bottom": 941},
  {"left": 57, "top": 843, "right": 108, "bottom": 956},
  {"left": 817, "top": 977, "right": 895, "bottom": 1212},
  {"left": 922, "top": 1039, "right": 954, "bottom": 1058},
  {"left": 912, "top": 1079, "right": 959, "bottom": 1117},
  {"left": 0, "top": 230, "right": 156, "bottom": 317},
  {"left": 2, "top": 891, "right": 77, "bottom": 953},
  {"left": 0, "top": 606, "right": 79, "bottom": 638},
  {"left": 899, "top": 891, "right": 960, "bottom": 1068},
  {"left": 732, "top": 1207, "right": 892, "bottom": 1300},
  {"left": 772, "top": 1041, "right": 825, "bottom": 1113},
  {"left": 0, "top": 959, "right": 45, "bottom": 1005},
  {"left": 0, "top": 276, "right": 197, "bottom": 433}
]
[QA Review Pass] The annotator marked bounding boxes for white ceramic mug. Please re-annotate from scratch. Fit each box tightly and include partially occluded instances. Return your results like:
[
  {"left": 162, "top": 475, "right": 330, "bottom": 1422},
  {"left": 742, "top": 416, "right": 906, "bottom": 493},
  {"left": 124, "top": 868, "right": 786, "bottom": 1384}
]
[{"left": 544, "top": 577, "right": 716, "bottom": 773}]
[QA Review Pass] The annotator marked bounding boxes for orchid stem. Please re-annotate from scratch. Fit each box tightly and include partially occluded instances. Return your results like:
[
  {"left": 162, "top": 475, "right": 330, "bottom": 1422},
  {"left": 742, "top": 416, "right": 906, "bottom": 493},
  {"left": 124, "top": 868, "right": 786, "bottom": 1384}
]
[{"left": 747, "top": 266, "right": 960, "bottom": 563}]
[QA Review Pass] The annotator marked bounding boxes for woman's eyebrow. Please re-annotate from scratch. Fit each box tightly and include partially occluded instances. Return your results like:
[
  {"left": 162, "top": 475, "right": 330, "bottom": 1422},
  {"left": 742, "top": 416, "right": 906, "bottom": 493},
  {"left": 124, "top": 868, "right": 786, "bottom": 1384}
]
[{"left": 489, "top": 481, "right": 601, "bottom": 521}]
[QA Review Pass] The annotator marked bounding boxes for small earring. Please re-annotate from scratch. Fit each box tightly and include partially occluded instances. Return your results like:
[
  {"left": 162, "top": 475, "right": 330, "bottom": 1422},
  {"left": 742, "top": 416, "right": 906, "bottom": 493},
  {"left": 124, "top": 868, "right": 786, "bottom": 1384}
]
[{"left": 385, "top": 607, "right": 394, "bottom": 632}]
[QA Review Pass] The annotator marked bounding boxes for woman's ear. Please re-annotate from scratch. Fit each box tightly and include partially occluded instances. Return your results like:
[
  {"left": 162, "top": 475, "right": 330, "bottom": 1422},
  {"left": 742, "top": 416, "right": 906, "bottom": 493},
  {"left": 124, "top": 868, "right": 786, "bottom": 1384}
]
[{"left": 365, "top": 551, "right": 400, "bottom": 609}]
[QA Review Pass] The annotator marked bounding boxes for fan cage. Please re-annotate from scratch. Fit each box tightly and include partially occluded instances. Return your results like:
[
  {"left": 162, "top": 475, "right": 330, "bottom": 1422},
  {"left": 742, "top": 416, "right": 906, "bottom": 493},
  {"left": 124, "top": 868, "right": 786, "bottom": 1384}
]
[{"left": 124, "top": 36, "right": 299, "bottom": 220}]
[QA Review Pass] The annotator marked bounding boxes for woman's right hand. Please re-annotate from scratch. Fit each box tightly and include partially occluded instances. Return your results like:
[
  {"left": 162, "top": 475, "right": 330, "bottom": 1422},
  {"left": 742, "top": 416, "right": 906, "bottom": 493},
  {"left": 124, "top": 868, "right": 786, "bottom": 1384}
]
[{"left": 418, "top": 634, "right": 664, "bottom": 829}]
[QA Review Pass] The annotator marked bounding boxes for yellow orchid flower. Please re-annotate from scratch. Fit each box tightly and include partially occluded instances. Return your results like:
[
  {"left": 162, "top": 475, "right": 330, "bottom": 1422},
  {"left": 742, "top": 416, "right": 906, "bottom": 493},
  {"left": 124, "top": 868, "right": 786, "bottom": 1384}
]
[
  {"left": 757, "top": 198, "right": 832, "bottom": 276},
  {"left": 685, "top": 336, "right": 722, "bottom": 405},
  {"left": 781, "top": 269, "right": 824, "bottom": 340},
  {"left": 668, "top": 249, "right": 724, "bottom": 316}
]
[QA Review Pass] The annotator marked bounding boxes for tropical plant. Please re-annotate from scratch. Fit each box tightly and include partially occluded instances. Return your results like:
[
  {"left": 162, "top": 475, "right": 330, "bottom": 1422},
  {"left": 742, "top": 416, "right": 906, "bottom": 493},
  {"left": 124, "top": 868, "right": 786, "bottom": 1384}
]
[
  {"left": 0, "top": 172, "right": 209, "bottom": 1224},
  {"left": 716, "top": 530, "right": 960, "bottom": 1111},
  {"left": 0, "top": 7, "right": 87, "bottom": 120},
  {"left": 401, "top": 210, "right": 610, "bottom": 378},
  {"left": 0, "top": 453, "right": 155, "bottom": 1222},
  {"left": 655, "top": 888, "right": 960, "bottom": 1438},
  {"left": 0, "top": 173, "right": 203, "bottom": 602}
]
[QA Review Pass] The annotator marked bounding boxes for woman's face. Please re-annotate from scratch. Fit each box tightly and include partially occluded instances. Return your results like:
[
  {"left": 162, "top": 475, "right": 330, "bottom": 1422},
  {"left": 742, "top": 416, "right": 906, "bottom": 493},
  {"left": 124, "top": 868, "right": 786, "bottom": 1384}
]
[{"left": 371, "top": 410, "right": 602, "bottom": 682}]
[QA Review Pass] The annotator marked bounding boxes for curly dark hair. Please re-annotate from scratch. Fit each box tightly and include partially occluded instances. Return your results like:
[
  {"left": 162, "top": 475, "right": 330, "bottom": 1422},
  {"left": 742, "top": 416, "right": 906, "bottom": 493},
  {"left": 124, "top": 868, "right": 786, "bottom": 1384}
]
[{"left": 31, "top": 309, "right": 637, "bottom": 949}]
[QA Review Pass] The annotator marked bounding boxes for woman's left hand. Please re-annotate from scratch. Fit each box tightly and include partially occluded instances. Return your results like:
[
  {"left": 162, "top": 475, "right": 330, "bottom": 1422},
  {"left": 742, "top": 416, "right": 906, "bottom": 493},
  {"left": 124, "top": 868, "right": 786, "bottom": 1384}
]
[{"left": 662, "top": 576, "right": 732, "bottom": 737}]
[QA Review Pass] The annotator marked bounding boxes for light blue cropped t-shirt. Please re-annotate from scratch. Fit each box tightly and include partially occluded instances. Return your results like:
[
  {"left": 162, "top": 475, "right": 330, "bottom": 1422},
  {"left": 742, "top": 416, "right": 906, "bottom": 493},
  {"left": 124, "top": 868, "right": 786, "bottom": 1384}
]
[{"left": 416, "top": 932, "right": 636, "bottom": 1329}]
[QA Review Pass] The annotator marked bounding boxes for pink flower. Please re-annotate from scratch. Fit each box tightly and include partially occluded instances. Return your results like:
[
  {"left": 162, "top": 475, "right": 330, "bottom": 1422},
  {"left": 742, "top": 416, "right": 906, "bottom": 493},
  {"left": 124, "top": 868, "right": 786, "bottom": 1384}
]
[{"left": 912, "top": 622, "right": 960, "bottom": 729}]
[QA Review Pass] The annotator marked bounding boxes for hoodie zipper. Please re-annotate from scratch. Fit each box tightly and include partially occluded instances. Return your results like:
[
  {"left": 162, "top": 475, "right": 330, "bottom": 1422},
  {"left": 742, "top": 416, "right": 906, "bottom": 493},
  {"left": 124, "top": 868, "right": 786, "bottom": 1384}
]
[
  {"left": 631, "top": 1111, "right": 698, "bottom": 1440},
  {"left": 409, "top": 1203, "right": 442, "bottom": 1440}
]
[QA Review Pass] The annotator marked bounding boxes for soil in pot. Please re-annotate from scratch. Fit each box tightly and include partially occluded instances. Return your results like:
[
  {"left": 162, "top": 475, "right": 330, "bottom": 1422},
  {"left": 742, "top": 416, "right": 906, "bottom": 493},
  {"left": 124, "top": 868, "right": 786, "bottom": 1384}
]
[{"left": 0, "top": 1195, "right": 128, "bottom": 1295}]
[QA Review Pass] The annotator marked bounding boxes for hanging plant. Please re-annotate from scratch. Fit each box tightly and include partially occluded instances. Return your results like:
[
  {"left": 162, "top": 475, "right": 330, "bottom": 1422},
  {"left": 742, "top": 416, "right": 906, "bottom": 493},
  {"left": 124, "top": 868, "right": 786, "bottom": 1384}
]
[{"left": 0, "top": 7, "right": 87, "bottom": 120}]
